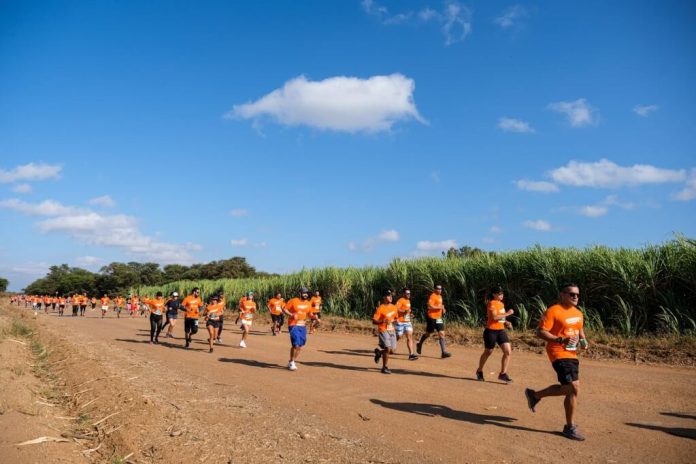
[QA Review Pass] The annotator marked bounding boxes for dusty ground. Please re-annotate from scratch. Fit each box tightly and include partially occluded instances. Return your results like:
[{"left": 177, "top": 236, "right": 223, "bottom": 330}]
[{"left": 1, "top": 302, "right": 695, "bottom": 463}]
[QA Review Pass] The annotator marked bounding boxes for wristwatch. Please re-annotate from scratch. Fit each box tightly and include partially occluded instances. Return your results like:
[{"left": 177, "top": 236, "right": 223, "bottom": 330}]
[{"left": 555, "top": 336, "right": 563, "bottom": 344}]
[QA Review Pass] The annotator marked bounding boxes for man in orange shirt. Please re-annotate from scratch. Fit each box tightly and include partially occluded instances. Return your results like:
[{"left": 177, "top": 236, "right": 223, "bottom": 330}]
[
  {"left": 476, "top": 285, "right": 514, "bottom": 383},
  {"left": 181, "top": 288, "right": 203, "bottom": 348},
  {"left": 100, "top": 294, "right": 111, "bottom": 319},
  {"left": 58, "top": 296, "right": 66, "bottom": 316},
  {"left": 282, "top": 287, "right": 315, "bottom": 371},
  {"left": 525, "top": 283, "right": 588, "bottom": 441},
  {"left": 79, "top": 292, "right": 88, "bottom": 317},
  {"left": 372, "top": 289, "right": 399, "bottom": 374},
  {"left": 114, "top": 296, "right": 124, "bottom": 318},
  {"left": 416, "top": 284, "right": 452, "bottom": 358},
  {"left": 309, "top": 290, "right": 322, "bottom": 334},
  {"left": 268, "top": 292, "right": 285, "bottom": 336}
]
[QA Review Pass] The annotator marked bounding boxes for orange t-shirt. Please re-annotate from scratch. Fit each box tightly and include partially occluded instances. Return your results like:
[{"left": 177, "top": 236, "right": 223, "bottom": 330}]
[
  {"left": 59, "top": 297, "right": 66, "bottom": 305},
  {"left": 100, "top": 297, "right": 110, "bottom": 306},
  {"left": 80, "top": 296, "right": 88, "bottom": 305},
  {"left": 240, "top": 299, "right": 257, "bottom": 321},
  {"left": 115, "top": 297, "right": 124, "bottom": 307},
  {"left": 539, "top": 304, "right": 584, "bottom": 362},
  {"left": 206, "top": 302, "right": 224, "bottom": 320},
  {"left": 395, "top": 297, "right": 412, "bottom": 323},
  {"left": 145, "top": 297, "right": 166, "bottom": 315},
  {"left": 309, "top": 296, "right": 322, "bottom": 314},
  {"left": 373, "top": 303, "right": 398, "bottom": 333},
  {"left": 486, "top": 300, "right": 506, "bottom": 330},
  {"left": 427, "top": 293, "right": 444, "bottom": 319},
  {"left": 181, "top": 295, "right": 203, "bottom": 318},
  {"left": 285, "top": 298, "right": 312, "bottom": 327},
  {"left": 268, "top": 298, "right": 284, "bottom": 315}
]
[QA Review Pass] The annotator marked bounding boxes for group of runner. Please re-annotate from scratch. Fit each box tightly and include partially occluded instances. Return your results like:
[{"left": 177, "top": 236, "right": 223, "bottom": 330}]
[
  {"left": 15, "top": 293, "right": 167, "bottom": 319},
  {"left": 10, "top": 281, "right": 588, "bottom": 441}
]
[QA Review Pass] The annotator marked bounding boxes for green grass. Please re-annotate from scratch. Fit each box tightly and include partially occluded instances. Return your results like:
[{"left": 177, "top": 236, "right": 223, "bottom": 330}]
[
  {"left": 8, "top": 319, "right": 33, "bottom": 338},
  {"left": 137, "top": 237, "right": 696, "bottom": 336}
]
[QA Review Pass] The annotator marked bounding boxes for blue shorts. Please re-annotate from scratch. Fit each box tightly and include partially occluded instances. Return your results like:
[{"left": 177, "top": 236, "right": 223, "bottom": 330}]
[
  {"left": 289, "top": 326, "right": 307, "bottom": 347},
  {"left": 395, "top": 322, "right": 413, "bottom": 337}
]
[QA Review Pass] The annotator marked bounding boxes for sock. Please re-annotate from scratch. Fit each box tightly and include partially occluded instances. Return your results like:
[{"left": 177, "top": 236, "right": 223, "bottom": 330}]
[{"left": 439, "top": 336, "right": 446, "bottom": 353}]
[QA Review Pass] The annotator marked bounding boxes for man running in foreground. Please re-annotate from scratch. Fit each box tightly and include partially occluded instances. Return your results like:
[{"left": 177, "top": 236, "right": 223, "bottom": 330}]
[
  {"left": 525, "top": 283, "right": 588, "bottom": 441},
  {"left": 372, "top": 289, "right": 399, "bottom": 374},
  {"left": 395, "top": 287, "right": 418, "bottom": 361},
  {"left": 416, "top": 284, "right": 452, "bottom": 358},
  {"left": 181, "top": 288, "right": 203, "bottom": 348},
  {"left": 283, "top": 287, "right": 314, "bottom": 371},
  {"left": 100, "top": 294, "right": 111, "bottom": 319}
]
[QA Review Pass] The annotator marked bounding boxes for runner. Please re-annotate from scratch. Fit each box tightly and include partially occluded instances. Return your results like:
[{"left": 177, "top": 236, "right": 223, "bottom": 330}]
[
  {"left": 372, "top": 289, "right": 399, "bottom": 374},
  {"left": 416, "top": 284, "right": 452, "bottom": 358},
  {"left": 395, "top": 287, "right": 418, "bottom": 361},
  {"left": 204, "top": 295, "right": 224, "bottom": 353},
  {"left": 139, "top": 296, "right": 148, "bottom": 317},
  {"left": 476, "top": 285, "right": 514, "bottom": 383},
  {"left": 43, "top": 295, "right": 51, "bottom": 314},
  {"left": 238, "top": 291, "right": 257, "bottom": 348},
  {"left": 181, "top": 288, "right": 203, "bottom": 349},
  {"left": 90, "top": 296, "right": 97, "bottom": 311},
  {"left": 268, "top": 292, "right": 285, "bottom": 336},
  {"left": 51, "top": 294, "right": 58, "bottom": 313},
  {"left": 216, "top": 291, "right": 226, "bottom": 344},
  {"left": 525, "top": 283, "right": 588, "bottom": 441},
  {"left": 144, "top": 291, "right": 166, "bottom": 344},
  {"left": 130, "top": 295, "right": 139, "bottom": 318},
  {"left": 161, "top": 292, "right": 180, "bottom": 338},
  {"left": 309, "top": 290, "right": 323, "bottom": 334},
  {"left": 282, "top": 287, "right": 314, "bottom": 371},
  {"left": 71, "top": 293, "right": 79, "bottom": 317},
  {"left": 100, "top": 294, "right": 111, "bottom": 319},
  {"left": 114, "top": 295, "right": 124, "bottom": 318},
  {"left": 58, "top": 296, "right": 66, "bottom": 316},
  {"left": 79, "top": 292, "right": 88, "bottom": 317}
]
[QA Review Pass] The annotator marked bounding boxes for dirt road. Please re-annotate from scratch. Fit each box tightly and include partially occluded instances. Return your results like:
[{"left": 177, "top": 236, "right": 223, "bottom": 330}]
[{"left": 3, "top": 306, "right": 695, "bottom": 463}]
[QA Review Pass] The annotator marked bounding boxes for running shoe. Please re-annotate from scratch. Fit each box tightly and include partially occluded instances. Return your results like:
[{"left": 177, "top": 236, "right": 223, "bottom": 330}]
[
  {"left": 373, "top": 348, "right": 382, "bottom": 364},
  {"left": 498, "top": 373, "right": 513, "bottom": 383},
  {"left": 239, "top": 340, "right": 247, "bottom": 348},
  {"left": 562, "top": 424, "right": 586, "bottom": 441},
  {"left": 408, "top": 354, "right": 419, "bottom": 361},
  {"left": 441, "top": 351, "right": 452, "bottom": 358},
  {"left": 381, "top": 367, "right": 392, "bottom": 374},
  {"left": 525, "top": 388, "right": 539, "bottom": 413},
  {"left": 288, "top": 361, "right": 297, "bottom": 371},
  {"left": 185, "top": 340, "right": 190, "bottom": 348},
  {"left": 216, "top": 338, "right": 222, "bottom": 344},
  {"left": 476, "top": 370, "right": 485, "bottom": 381},
  {"left": 209, "top": 348, "right": 214, "bottom": 353},
  {"left": 416, "top": 342, "right": 423, "bottom": 355}
]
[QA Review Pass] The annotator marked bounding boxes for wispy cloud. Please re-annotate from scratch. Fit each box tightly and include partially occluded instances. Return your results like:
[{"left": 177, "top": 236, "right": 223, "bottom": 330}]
[
  {"left": 674, "top": 169, "right": 696, "bottom": 201},
  {"left": 12, "top": 183, "right": 32, "bottom": 194},
  {"left": 547, "top": 98, "right": 598, "bottom": 127},
  {"left": 515, "top": 179, "right": 559, "bottom": 193},
  {"left": 498, "top": 117, "right": 534, "bottom": 133},
  {"left": 0, "top": 163, "right": 62, "bottom": 184},
  {"left": 523, "top": 219, "right": 552, "bottom": 231},
  {"left": 87, "top": 195, "right": 116, "bottom": 208},
  {"left": 490, "top": 226, "right": 502, "bottom": 234},
  {"left": 230, "top": 239, "right": 248, "bottom": 246},
  {"left": 10, "top": 261, "right": 50, "bottom": 276},
  {"left": 416, "top": 239, "right": 457, "bottom": 252},
  {"left": 229, "top": 74, "right": 425, "bottom": 133},
  {"left": 430, "top": 171, "right": 441, "bottom": 183},
  {"left": 0, "top": 198, "right": 200, "bottom": 263},
  {"left": 579, "top": 205, "right": 608, "bottom": 217},
  {"left": 76, "top": 255, "right": 103, "bottom": 267},
  {"left": 349, "top": 229, "right": 400, "bottom": 252},
  {"left": 550, "top": 159, "right": 686, "bottom": 188},
  {"left": 494, "top": 5, "right": 528, "bottom": 29},
  {"left": 633, "top": 104, "right": 658, "bottom": 117},
  {"left": 362, "top": 1, "right": 472, "bottom": 45},
  {"left": 229, "top": 208, "right": 249, "bottom": 217}
]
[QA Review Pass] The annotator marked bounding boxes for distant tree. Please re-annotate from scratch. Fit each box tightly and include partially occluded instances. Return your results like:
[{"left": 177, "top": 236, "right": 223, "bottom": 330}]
[
  {"left": 163, "top": 264, "right": 189, "bottom": 282},
  {"left": 444, "top": 246, "right": 486, "bottom": 259},
  {"left": 0, "top": 277, "right": 9, "bottom": 292}
]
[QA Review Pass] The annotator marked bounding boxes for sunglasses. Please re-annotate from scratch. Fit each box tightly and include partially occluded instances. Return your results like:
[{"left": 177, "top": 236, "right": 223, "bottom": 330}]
[{"left": 564, "top": 292, "right": 580, "bottom": 297}]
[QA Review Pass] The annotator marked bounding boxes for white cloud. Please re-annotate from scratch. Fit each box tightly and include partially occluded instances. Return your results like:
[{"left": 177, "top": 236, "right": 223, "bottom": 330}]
[
  {"left": 579, "top": 205, "right": 608, "bottom": 217},
  {"left": 547, "top": 98, "right": 598, "bottom": 127},
  {"left": 416, "top": 239, "right": 458, "bottom": 251},
  {"left": 230, "top": 239, "right": 248, "bottom": 246},
  {"left": 12, "top": 184, "right": 32, "bottom": 194},
  {"left": 633, "top": 104, "right": 658, "bottom": 117},
  {"left": 10, "top": 261, "right": 50, "bottom": 276},
  {"left": 482, "top": 237, "right": 495, "bottom": 244},
  {"left": 76, "top": 255, "right": 103, "bottom": 266},
  {"left": 229, "top": 208, "right": 249, "bottom": 217},
  {"left": 674, "top": 169, "right": 696, "bottom": 201},
  {"left": 494, "top": 5, "right": 528, "bottom": 29},
  {"left": 347, "top": 242, "right": 358, "bottom": 251},
  {"left": 550, "top": 159, "right": 686, "bottom": 188},
  {"left": 498, "top": 117, "right": 534, "bottom": 133},
  {"left": 440, "top": 2, "right": 472, "bottom": 45},
  {"left": 0, "top": 198, "right": 200, "bottom": 263},
  {"left": 87, "top": 195, "right": 116, "bottom": 208},
  {"left": 576, "top": 195, "right": 635, "bottom": 218},
  {"left": 0, "top": 163, "right": 62, "bottom": 183},
  {"left": 515, "top": 179, "right": 559, "bottom": 193},
  {"left": 418, "top": 7, "right": 438, "bottom": 21},
  {"left": 523, "top": 219, "right": 552, "bottom": 231},
  {"left": 349, "top": 229, "right": 401, "bottom": 251},
  {"left": 378, "top": 229, "right": 400, "bottom": 241},
  {"left": 253, "top": 241, "right": 267, "bottom": 248},
  {"left": 490, "top": 226, "right": 502, "bottom": 234},
  {"left": 229, "top": 74, "right": 425, "bottom": 133}
]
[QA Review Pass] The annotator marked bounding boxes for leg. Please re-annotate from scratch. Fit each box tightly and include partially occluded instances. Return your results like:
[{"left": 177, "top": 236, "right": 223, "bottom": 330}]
[
  {"left": 155, "top": 316, "right": 163, "bottom": 341},
  {"left": 564, "top": 381, "right": 579, "bottom": 426},
  {"left": 207, "top": 326, "right": 215, "bottom": 351},
  {"left": 500, "top": 342, "right": 512, "bottom": 374},
  {"left": 478, "top": 348, "right": 494, "bottom": 372},
  {"left": 149, "top": 316, "right": 157, "bottom": 342}
]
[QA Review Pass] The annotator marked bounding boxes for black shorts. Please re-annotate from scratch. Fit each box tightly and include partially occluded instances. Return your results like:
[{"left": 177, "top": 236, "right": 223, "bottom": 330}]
[
  {"left": 206, "top": 320, "right": 221, "bottom": 329},
  {"left": 552, "top": 359, "right": 580, "bottom": 385},
  {"left": 483, "top": 328, "right": 510, "bottom": 349},
  {"left": 271, "top": 314, "right": 284, "bottom": 325},
  {"left": 166, "top": 311, "right": 178, "bottom": 320},
  {"left": 184, "top": 318, "right": 199, "bottom": 334},
  {"left": 425, "top": 317, "right": 445, "bottom": 333}
]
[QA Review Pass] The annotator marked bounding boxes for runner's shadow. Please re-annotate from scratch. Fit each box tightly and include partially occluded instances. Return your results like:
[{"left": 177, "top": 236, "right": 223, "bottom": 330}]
[
  {"left": 298, "top": 361, "right": 467, "bottom": 380},
  {"left": 370, "top": 399, "right": 560, "bottom": 436},
  {"left": 661, "top": 412, "right": 696, "bottom": 420},
  {"left": 300, "top": 361, "right": 373, "bottom": 372},
  {"left": 114, "top": 338, "right": 206, "bottom": 352},
  {"left": 218, "top": 358, "right": 284, "bottom": 369},
  {"left": 626, "top": 422, "right": 696, "bottom": 440},
  {"left": 318, "top": 349, "right": 373, "bottom": 358}
]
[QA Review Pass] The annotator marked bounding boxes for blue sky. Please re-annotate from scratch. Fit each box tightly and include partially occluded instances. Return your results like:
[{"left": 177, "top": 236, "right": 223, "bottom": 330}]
[{"left": 1, "top": 0, "right": 695, "bottom": 291}]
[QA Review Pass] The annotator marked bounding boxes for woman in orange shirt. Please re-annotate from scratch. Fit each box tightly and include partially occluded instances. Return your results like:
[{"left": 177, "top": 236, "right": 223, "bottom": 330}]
[
  {"left": 238, "top": 292, "right": 257, "bottom": 348},
  {"left": 476, "top": 285, "right": 514, "bottom": 383},
  {"left": 204, "top": 295, "right": 224, "bottom": 353}
]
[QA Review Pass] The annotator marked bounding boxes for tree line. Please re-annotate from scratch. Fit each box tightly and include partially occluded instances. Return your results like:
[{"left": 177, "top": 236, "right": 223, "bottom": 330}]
[{"left": 22, "top": 257, "right": 273, "bottom": 296}]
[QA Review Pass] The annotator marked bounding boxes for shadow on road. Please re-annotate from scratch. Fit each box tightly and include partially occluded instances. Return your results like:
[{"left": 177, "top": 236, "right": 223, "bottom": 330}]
[
  {"left": 661, "top": 412, "right": 696, "bottom": 421},
  {"left": 299, "top": 360, "right": 469, "bottom": 380},
  {"left": 627, "top": 422, "right": 696, "bottom": 440},
  {"left": 370, "top": 399, "right": 560, "bottom": 436},
  {"left": 218, "top": 358, "right": 285, "bottom": 369},
  {"left": 114, "top": 338, "right": 206, "bottom": 352}
]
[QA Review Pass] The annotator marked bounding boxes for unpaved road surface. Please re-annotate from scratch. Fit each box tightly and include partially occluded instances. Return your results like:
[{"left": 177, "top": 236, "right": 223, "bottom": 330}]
[{"left": 3, "top": 305, "right": 695, "bottom": 463}]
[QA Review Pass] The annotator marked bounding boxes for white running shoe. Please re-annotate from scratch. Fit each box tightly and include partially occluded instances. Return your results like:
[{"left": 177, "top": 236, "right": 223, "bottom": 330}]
[
  {"left": 216, "top": 338, "right": 222, "bottom": 344},
  {"left": 288, "top": 361, "right": 297, "bottom": 371},
  {"left": 239, "top": 340, "right": 247, "bottom": 348}
]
